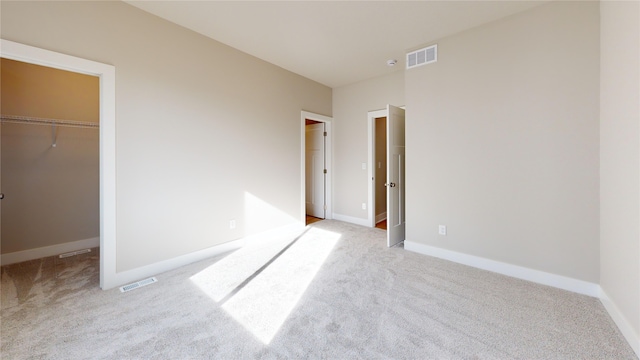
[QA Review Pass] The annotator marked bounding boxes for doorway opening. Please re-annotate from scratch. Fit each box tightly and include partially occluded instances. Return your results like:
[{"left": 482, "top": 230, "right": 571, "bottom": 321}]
[
  {"left": 305, "top": 119, "right": 325, "bottom": 225},
  {"left": 368, "top": 105, "right": 405, "bottom": 247},
  {"left": 1, "top": 40, "right": 116, "bottom": 289},
  {"left": 373, "top": 116, "right": 388, "bottom": 230},
  {"left": 1, "top": 59, "right": 100, "bottom": 284},
  {"left": 368, "top": 109, "right": 387, "bottom": 229},
  {"left": 300, "top": 111, "right": 333, "bottom": 226}
]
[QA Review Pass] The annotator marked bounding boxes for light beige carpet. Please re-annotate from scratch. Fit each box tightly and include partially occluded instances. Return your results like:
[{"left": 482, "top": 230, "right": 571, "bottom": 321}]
[{"left": 1, "top": 220, "right": 636, "bottom": 359}]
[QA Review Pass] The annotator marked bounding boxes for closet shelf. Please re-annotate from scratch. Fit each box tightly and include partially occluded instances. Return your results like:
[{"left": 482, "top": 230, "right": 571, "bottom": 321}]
[{"left": 0, "top": 114, "right": 99, "bottom": 129}]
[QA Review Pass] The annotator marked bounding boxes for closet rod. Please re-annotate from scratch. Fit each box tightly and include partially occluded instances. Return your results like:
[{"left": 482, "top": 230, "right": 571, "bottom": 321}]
[{"left": 0, "top": 114, "right": 99, "bottom": 129}]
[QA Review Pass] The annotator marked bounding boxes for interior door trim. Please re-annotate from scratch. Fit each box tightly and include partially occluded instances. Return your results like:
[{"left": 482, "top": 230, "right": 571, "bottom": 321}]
[
  {"left": 0, "top": 39, "right": 117, "bottom": 289},
  {"left": 300, "top": 111, "right": 333, "bottom": 224},
  {"left": 367, "top": 109, "right": 387, "bottom": 227}
]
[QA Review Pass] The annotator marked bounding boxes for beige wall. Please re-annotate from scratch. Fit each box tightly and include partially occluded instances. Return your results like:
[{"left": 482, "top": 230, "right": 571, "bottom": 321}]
[
  {"left": 600, "top": 0, "right": 640, "bottom": 341},
  {"left": 405, "top": 1, "right": 600, "bottom": 282},
  {"left": 1, "top": 1, "right": 331, "bottom": 272},
  {"left": 1, "top": 58, "right": 99, "bottom": 254},
  {"left": 332, "top": 71, "right": 404, "bottom": 219}
]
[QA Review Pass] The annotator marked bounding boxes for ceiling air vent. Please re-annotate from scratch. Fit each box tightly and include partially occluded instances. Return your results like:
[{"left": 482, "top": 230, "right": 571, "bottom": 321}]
[{"left": 406, "top": 44, "right": 437, "bottom": 69}]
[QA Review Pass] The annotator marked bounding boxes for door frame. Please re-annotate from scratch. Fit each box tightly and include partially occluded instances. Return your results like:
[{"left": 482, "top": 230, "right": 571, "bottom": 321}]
[
  {"left": 385, "top": 104, "right": 406, "bottom": 247},
  {"left": 368, "top": 106, "right": 405, "bottom": 229},
  {"left": 367, "top": 109, "right": 387, "bottom": 227},
  {"left": 1, "top": 40, "right": 117, "bottom": 289},
  {"left": 300, "top": 111, "right": 333, "bottom": 223}
]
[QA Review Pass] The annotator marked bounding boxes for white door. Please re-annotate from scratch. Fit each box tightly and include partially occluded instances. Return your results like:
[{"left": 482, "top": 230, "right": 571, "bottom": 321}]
[
  {"left": 305, "top": 122, "right": 325, "bottom": 218},
  {"left": 386, "top": 105, "right": 405, "bottom": 247}
]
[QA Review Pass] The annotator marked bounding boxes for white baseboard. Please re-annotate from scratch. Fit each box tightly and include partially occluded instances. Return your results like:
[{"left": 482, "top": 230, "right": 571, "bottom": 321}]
[
  {"left": 375, "top": 212, "right": 387, "bottom": 223},
  {"left": 404, "top": 240, "right": 600, "bottom": 297},
  {"left": 404, "top": 241, "right": 639, "bottom": 356},
  {"left": 599, "top": 288, "right": 640, "bottom": 358},
  {"left": 1, "top": 237, "right": 100, "bottom": 265},
  {"left": 105, "top": 222, "right": 305, "bottom": 290},
  {"left": 107, "top": 238, "right": 244, "bottom": 290},
  {"left": 332, "top": 213, "right": 370, "bottom": 227}
]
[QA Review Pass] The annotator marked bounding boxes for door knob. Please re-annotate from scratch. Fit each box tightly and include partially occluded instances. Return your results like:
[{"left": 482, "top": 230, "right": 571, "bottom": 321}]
[
  {"left": 385, "top": 183, "right": 396, "bottom": 187},
  {"left": 0, "top": 193, "right": 4, "bottom": 200}
]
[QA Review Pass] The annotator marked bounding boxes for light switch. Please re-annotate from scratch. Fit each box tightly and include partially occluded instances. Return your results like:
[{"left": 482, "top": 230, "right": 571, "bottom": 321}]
[{"left": 362, "top": 163, "right": 367, "bottom": 170}]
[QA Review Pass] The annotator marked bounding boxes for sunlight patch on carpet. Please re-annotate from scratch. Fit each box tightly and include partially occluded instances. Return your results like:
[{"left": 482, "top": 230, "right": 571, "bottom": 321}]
[
  {"left": 222, "top": 227, "right": 340, "bottom": 344},
  {"left": 190, "top": 235, "right": 294, "bottom": 302}
]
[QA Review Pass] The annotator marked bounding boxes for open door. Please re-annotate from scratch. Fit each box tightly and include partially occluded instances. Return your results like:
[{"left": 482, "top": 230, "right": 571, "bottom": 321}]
[
  {"left": 305, "top": 122, "right": 326, "bottom": 218},
  {"left": 386, "top": 105, "right": 405, "bottom": 247}
]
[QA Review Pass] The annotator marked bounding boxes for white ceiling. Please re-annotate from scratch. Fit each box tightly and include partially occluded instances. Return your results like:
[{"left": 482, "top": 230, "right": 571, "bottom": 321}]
[{"left": 125, "top": 1, "right": 547, "bottom": 88}]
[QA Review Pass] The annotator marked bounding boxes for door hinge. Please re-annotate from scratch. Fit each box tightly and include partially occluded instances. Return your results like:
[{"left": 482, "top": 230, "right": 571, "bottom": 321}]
[
  {"left": 323, "top": 131, "right": 327, "bottom": 136},
  {"left": 323, "top": 169, "right": 327, "bottom": 174}
]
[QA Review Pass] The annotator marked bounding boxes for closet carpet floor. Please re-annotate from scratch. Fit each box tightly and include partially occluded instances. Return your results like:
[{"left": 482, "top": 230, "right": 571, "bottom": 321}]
[{"left": 1, "top": 220, "right": 636, "bottom": 359}]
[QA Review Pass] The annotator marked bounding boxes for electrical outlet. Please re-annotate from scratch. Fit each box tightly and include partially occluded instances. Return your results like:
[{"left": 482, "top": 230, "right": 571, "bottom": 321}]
[
  {"left": 229, "top": 219, "right": 236, "bottom": 229},
  {"left": 362, "top": 203, "right": 367, "bottom": 210},
  {"left": 438, "top": 225, "right": 447, "bottom": 236}
]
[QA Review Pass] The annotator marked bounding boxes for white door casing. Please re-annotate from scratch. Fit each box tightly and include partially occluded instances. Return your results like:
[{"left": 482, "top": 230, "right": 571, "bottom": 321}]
[
  {"left": 386, "top": 104, "right": 405, "bottom": 247},
  {"left": 300, "top": 111, "right": 332, "bottom": 224},
  {"left": 0, "top": 40, "right": 117, "bottom": 288},
  {"left": 367, "top": 109, "right": 387, "bottom": 227},
  {"left": 305, "top": 122, "right": 325, "bottom": 218}
]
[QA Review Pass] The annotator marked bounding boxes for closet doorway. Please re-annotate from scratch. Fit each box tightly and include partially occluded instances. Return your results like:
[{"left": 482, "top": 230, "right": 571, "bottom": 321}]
[
  {"left": 1, "top": 40, "right": 116, "bottom": 289},
  {"left": 301, "top": 111, "right": 333, "bottom": 226},
  {"left": 305, "top": 119, "right": 325, "bottom": 222},
  {"left": 1, "top": 58, "right": 100, "bottom": 283}
]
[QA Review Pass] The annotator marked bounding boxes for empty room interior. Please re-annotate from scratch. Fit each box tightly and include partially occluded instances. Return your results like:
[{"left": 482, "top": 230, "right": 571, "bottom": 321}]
[{"left": 1, "top": 1, "right": 639, "bottom": 358}]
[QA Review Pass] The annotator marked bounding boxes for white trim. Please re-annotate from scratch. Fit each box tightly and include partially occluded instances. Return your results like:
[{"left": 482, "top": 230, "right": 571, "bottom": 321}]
[
  {"left": 108, "top": 222, "right": 303, "bottom": 289},
  {"left": 109, "top": 239, "right": 244, "bottom": 289},
  {"left": 0, "top": 40, "right": 117, "bottom": 290},
  {"left": 404, "top": 240, "right": 600, "bottom": 297},
  {"left": 599, "top": 288, "right": 640, "bottom": 357},
  {"left": 1, "top": 237, "right": 100, "bottom": 265},
  {"left": 375, "top": 212, "right": 387, "bottom": 224},
  {"left": 332, "top": 213, "right": 370, "bottom": 227},
  {"left": 401, "top": 239, "right": 639, "bottom": 354},
  {"left": 367, "top": 109, "right": 387, "bottom": 228},
  {"left": 300, "top": 111, "right": 333, "bottom": 223}
]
